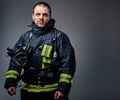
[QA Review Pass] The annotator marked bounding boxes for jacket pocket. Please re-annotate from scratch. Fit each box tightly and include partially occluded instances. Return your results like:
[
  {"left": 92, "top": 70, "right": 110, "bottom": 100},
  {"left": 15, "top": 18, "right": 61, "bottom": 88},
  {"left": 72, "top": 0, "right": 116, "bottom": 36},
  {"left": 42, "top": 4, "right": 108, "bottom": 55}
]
[{"left": 41, "top": 44, "right": 53, "bottom": 64}]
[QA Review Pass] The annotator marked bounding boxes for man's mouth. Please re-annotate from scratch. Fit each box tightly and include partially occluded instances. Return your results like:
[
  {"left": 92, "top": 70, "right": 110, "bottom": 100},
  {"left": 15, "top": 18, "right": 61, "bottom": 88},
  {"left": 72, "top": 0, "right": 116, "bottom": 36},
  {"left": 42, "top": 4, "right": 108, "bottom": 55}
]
[{"left": 38, "top": 21, "right": 44, "bottom": 25}]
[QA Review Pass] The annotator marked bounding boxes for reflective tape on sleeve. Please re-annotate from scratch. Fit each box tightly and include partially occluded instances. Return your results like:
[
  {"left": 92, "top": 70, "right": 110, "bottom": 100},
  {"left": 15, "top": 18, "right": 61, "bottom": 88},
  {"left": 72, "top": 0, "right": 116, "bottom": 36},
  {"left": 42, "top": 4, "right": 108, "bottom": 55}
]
[
  {"left": 6, "top": 70, "right": 19, "bottom": 79},
  {"left": 59, "top": 73, "right": 72, "bottom": 84}
]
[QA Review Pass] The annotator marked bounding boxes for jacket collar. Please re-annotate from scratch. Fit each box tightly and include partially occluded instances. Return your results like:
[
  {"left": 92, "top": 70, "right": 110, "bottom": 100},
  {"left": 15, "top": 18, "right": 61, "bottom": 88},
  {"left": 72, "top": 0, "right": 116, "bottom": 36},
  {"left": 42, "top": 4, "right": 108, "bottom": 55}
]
[{"left": 29, "top": 19, "right": 55, "bottom": 36}]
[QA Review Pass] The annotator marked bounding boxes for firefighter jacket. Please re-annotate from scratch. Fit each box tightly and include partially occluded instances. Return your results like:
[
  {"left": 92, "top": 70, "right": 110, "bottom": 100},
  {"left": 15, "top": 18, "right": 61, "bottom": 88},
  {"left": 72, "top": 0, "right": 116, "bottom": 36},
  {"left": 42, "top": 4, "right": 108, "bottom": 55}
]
[{"left": 4, "top": 19, "right": 76, "bottom": 95}]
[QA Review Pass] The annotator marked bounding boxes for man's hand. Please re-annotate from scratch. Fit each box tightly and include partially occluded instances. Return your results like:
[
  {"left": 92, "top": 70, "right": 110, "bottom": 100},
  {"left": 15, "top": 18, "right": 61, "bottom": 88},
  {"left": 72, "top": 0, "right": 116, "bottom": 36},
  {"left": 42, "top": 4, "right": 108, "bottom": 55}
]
[
  {"left": 54, "top": 91, "right": 64, "bottom": 100},
  {"left": 7, "top": 87, "right": 16, "bottom": 96}
]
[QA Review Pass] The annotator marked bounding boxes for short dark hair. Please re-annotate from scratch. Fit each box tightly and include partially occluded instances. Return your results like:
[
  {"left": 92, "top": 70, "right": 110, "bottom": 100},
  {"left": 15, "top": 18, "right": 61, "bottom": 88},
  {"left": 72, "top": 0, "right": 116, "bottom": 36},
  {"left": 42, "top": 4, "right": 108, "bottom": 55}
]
[{"left": 33, "top": 1, "right": 51, "bottom": 17}]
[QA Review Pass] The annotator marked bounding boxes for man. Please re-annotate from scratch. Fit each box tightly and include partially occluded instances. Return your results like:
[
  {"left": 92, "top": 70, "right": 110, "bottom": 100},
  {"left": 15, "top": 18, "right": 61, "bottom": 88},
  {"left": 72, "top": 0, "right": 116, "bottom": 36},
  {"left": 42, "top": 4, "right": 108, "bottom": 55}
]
[{"left": 4, "top": 1, "right": 76, "bottom": 100}]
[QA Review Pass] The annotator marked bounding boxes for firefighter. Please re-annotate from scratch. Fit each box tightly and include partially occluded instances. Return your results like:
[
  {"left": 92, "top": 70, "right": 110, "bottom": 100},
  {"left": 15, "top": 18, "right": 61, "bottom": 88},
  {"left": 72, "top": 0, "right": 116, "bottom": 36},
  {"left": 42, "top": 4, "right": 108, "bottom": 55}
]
[{"left": 4, "top": 1, "right": 76, "bottom": 100}]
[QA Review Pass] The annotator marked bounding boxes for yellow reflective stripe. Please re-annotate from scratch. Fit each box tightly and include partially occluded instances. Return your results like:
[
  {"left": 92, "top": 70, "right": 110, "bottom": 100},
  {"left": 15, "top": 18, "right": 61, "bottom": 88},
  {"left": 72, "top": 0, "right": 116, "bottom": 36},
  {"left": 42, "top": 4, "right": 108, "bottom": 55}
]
[
  {"left": 42, "top": 62, "right": 45, "bottom": 69},
  {"left": 41, "top": 44, "right": 52, "bottom": 58},
  {"left": 20, "top": 81, "right": 58, "bottom": 92},
  {"left": 28, "top": 87, "right": 56, "bottom": 92},
  {"left": 6, "top": 70, "right": 19, "bottom": 79},
  {"left": 41, "top": 44, "right": 52, "bottom": 69},
  {"left": 42, "top": 62, "right": 51, "bottom": 69},
  {"left": 47, "top": 45, "right": 52, "bottom": 57},
  {"left": 59, "top": 73, "right": 72, "bottom": 84},
  {"left": 6, "top": 75, "right": 17, "bottom": 79},
  {"left": 59, "top": 79, "right": 70, "bottom": 83},
  {"left": 26, "top": 43, "right": 30, "bottom": 50},
  {"left": 61, "top": 73, "right": 72, "bottom": 78},
  {"left": 42, "top": 57, "right": 51, "bottom": 63},
  {"left": 7, "top": 70, "right": 19, "bottom": 75}
]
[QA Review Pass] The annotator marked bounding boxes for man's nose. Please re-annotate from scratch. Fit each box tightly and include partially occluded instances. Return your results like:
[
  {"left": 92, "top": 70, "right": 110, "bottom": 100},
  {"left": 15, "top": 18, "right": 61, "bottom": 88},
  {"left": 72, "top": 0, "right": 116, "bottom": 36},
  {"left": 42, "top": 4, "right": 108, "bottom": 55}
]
[{"left": 40, "top": 14, "right": 43, "bottom": 19}]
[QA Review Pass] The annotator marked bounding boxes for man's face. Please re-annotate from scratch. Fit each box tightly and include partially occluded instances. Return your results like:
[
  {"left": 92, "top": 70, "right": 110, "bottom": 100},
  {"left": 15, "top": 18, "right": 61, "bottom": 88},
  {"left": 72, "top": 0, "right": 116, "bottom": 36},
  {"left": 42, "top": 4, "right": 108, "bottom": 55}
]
[{"left": 32, "top": 5, "right": 51, "bottom": 28}]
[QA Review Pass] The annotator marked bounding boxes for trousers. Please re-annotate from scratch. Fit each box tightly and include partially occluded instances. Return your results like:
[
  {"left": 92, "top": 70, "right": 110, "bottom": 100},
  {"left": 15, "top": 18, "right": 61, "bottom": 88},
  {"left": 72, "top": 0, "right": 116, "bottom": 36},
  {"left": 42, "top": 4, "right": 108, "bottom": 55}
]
[{"left": 20, "top": 89, "right": 69, "bottom": 100}]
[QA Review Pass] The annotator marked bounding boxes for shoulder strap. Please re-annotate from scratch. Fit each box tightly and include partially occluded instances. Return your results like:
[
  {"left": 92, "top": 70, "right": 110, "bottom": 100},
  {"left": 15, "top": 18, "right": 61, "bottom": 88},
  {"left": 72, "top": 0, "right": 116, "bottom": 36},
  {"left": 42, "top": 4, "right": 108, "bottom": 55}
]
[
  {"left": 51, "top": 28, "right": 60, "bottom": 67},
  {"left": 52, "top": 28, "right": 58, "bottom": 58},
  {"left": 22, "top": 31, "right": 33, "bottom": 50},
  {"left": 22, "top": 30, "right": 32, "bottom": 43}
]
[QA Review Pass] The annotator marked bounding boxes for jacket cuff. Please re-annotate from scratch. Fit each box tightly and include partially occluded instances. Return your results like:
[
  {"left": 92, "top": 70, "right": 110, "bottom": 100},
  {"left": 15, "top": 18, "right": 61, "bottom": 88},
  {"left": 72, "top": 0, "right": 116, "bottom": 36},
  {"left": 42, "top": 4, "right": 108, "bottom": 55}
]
[
  {"left": 57, "top": 82, "right": 71, "bottom": 95},
  {"left": 4, "top": 78, "right": 17, "bottom": 89}
]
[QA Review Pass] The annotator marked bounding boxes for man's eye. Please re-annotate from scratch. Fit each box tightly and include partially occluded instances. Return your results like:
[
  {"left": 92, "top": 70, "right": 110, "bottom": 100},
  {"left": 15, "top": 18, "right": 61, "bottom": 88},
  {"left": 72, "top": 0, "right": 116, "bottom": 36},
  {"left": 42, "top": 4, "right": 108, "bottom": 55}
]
[
  {"left": 43, "top": 13, "right": 49, "bottom": 17},
  {"left": 36, "top": 13, "right": 40, "bottom": 16}
]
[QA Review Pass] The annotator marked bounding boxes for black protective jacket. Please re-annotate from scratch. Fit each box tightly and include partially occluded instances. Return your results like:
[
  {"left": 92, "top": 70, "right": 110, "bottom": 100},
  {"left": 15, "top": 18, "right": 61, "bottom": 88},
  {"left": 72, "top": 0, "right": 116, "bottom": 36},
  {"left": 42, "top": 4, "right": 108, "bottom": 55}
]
[{"left": 4, "top": 19, "right": 76, "bottom": 95}]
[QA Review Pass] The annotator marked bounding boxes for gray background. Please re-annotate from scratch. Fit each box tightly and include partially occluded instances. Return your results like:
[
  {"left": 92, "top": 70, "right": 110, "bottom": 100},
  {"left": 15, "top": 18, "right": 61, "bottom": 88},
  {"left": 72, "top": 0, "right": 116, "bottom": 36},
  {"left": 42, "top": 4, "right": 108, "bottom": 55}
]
[{"left": 0, "top": 0, "right": 120, "bottom": 100}]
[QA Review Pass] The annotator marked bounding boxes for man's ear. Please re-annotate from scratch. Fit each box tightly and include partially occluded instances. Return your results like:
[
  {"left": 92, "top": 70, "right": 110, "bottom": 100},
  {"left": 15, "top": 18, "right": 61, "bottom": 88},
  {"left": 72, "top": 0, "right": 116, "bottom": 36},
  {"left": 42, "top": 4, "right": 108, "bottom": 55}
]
[{"left": 32, "top": 14, "right": 34, "bottom": 21}]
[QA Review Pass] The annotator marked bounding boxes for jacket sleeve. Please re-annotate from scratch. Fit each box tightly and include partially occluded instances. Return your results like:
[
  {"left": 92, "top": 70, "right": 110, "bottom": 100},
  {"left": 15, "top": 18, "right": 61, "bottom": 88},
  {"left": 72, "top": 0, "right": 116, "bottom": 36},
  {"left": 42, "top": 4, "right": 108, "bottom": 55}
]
[
  {"left": 4, "top": 34, "right": 25, "bottom": 89},
  {"left": 57, "top": 32, "right": 76, "bottom": 95}
]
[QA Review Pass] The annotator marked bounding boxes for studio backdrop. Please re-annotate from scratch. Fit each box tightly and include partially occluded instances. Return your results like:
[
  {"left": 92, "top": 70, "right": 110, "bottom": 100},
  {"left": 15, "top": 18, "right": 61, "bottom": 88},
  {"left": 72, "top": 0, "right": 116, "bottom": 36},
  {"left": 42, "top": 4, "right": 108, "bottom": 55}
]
[{"left": 0, "top": 0, "right": 120, "bottom": 100}]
